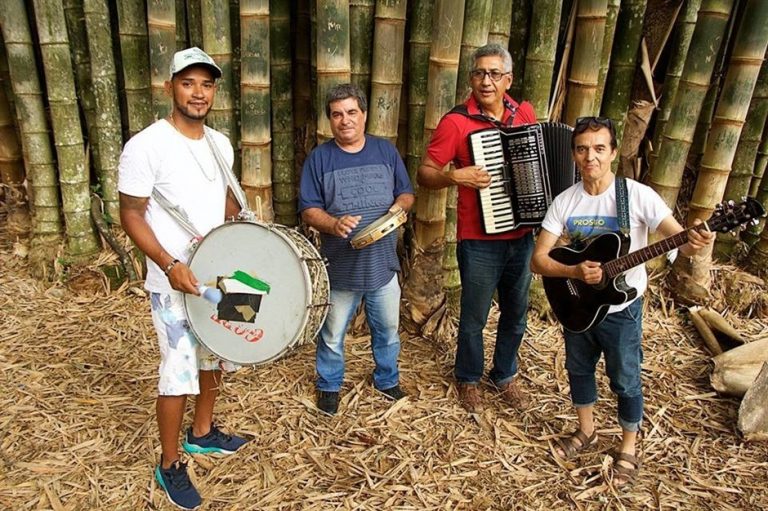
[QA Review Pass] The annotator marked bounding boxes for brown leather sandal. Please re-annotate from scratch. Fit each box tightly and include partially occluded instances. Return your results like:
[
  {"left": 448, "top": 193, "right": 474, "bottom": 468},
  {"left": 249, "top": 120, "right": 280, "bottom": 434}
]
[
  {"left": 555, "top": 429, "right": 598, "bottom": 459},
  {"left": 611, "top": 451, "right": 642, "bottom": 487}
]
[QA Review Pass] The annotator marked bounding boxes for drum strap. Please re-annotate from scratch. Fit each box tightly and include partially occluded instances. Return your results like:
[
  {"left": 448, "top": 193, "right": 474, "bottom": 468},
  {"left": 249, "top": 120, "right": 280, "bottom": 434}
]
[
  {"left": 151, "top": 188, "right": 204, "bottom": 240},
  {"left": 203, "top": 128, "right": 256, "bottom": 221}
]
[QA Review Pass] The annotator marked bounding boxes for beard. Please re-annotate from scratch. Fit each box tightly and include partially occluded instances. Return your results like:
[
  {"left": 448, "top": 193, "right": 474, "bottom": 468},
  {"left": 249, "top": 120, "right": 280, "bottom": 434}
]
[{"left": 174, "top": 102, "right": 210, "bottom": 121}]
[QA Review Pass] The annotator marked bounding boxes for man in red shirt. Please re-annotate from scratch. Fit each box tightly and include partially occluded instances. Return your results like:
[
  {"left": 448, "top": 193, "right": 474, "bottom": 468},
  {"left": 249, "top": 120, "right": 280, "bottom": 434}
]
[{"left": 418, "top": 43, "right": 536, "bottom": 413}]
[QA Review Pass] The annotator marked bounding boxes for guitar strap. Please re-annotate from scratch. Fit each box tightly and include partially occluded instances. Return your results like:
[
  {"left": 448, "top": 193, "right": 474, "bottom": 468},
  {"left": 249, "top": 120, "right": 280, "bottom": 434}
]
[{"left": 615, "top": 176, "right": 631, "bottom": 239}]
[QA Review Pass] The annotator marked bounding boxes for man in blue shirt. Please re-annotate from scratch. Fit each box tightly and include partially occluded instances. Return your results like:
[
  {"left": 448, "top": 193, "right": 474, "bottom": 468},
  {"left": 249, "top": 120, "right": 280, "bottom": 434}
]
[{"left": 299, "top": 83, "right": 415, "bottom": 415}]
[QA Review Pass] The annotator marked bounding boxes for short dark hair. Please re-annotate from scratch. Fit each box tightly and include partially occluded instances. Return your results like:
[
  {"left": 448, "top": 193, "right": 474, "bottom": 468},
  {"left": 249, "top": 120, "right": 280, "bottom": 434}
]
[
  {"left": 325, "top": 83, "right": 367, "bottom": 118},
  {"left": 572, "top": 117, "right": 618, "bottom": 150},
  {"left": 471, "top": 43, "right": 513, "bottom": 74}
]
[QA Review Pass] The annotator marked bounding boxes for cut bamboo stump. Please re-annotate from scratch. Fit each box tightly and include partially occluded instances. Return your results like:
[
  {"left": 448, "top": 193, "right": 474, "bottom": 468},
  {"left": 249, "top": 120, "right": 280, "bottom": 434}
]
[
  {"left": 710, "top": 338, "right": 768, "bottom": 396},
  {"left": 738, "top": 362, "right": 768, "bottom": 441}
]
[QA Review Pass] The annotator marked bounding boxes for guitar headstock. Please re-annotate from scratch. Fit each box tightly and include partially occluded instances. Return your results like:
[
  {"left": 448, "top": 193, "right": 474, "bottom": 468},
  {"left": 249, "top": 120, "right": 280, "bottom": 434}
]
[{"left": 708, "top": 198, "right": 767, "bottom": 233}]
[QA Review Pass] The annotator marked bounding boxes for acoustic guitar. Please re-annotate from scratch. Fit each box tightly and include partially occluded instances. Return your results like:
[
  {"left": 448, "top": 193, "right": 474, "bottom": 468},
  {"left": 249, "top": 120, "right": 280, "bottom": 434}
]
[{"left": 543, "top": 198, "right": 765, "bottom": 333}]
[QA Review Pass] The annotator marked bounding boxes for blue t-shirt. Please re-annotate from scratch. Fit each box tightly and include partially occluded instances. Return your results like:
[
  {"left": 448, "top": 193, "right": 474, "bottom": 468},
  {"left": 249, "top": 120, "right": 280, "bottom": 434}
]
[{"left": 299, "top": 135, "right": 413, "bottom": 291}]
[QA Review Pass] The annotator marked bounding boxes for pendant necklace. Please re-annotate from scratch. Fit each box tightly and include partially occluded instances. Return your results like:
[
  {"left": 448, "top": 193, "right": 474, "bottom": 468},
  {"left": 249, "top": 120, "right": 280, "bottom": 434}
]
[{"left": 169, "top": 112, "right": 217, "bottom": 182}]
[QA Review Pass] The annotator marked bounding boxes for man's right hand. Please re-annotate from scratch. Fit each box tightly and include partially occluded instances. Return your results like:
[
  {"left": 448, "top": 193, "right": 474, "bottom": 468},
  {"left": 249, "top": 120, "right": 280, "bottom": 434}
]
[
  {"left": 333, "top": 215, "right": 362, "bottom": 238},
  {"left": 450, "top": 165, "right": 492, "bottom": 189},
  {"left": 167, "top": 261, "right": 200, "bottom": 295}
]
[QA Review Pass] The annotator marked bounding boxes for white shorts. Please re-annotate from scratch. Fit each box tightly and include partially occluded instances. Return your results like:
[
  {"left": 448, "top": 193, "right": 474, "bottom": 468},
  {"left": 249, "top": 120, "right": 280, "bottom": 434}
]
[{"left": 150, "top": 292, "right": 238, "bottom": 396}]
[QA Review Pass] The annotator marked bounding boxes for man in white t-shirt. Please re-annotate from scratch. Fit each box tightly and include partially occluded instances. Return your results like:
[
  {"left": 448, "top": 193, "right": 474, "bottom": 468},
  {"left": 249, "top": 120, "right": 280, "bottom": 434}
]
[
  {"left": 530, "top": 117, "right": 713, "bottom": 487},
  {"left": 118, "top": 47, "right": 246, "bottom": 510}
]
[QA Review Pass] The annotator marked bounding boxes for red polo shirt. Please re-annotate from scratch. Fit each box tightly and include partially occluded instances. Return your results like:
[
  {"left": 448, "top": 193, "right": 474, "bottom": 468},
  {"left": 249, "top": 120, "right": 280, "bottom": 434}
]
[{"left": 426, "top": 94, "right": 537, "bottom": 241}]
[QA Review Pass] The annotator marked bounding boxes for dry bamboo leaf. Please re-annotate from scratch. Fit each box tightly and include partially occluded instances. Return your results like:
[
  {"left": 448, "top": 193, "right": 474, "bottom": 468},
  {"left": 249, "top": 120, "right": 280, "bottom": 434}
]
[{"left": 689, "top": 307, "right": 723, "bottom": 355}]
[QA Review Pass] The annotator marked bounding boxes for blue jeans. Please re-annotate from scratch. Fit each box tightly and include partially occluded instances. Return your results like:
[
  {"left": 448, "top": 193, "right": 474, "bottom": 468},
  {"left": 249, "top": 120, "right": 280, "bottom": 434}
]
[
  {"left": 316, "top": 275, "right": 401, "bottom": 392},
  {"left": 455, "top": 234, "right": 534, "bottom": 385},
  {"left": 564, "top": 299, "right": 644, "bottom": 432}
]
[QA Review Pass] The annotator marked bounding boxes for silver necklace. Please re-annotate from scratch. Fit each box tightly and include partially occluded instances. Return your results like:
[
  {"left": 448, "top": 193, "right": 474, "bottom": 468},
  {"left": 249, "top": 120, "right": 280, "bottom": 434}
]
[{"left": 169, "top": 113, "right": 217, "bottom": 182}]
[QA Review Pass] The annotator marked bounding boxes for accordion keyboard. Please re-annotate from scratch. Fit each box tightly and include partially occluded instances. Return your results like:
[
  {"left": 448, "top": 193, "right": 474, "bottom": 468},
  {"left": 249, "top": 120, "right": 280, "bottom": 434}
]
[{"left": 470, "top": 129, "right": 517, "bottom": 234}]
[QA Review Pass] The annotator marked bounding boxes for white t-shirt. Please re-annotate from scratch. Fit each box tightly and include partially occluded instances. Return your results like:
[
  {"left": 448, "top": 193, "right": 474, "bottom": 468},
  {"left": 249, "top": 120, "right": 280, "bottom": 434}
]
[
  {"left": 540, "top": 177, "right": 672, "bottom": 313},
  {"left": 118, "top": 119, "right": 233, "bottom": 293}
]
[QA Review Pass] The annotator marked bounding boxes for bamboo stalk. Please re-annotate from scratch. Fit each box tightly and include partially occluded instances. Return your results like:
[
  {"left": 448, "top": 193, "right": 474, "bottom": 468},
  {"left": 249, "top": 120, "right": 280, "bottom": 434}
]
[
  {"left": 350, "top": 0, "right": 375, "bottom": 98},
  {"left": 186, "top": 0, "right": 203, "bottom": 48},
  {"left": 506, "top": 0, "right": 531, "bottom": 101},
  {"left": 743, "top": 125, "right": 768, "bottom": 246},
  {"left": 522, "top": 0, "right": 563, "bottom": 121},
  {"left": 647, "top": 0, "right": 735, "bottom": 210},
  {"left": 201, "top": 0, "right": 236, "bottom": 146},
  {"left": 293, "top": 0, "right": 314, "bottom": 175},
  {"left": 175, "top": 0, "right": 188, "bottom": 50},
  {"left": 0, "top": 0, "right": 62, "bottom": 240},
  {"left": 564, "top": 0, "right": 608, "bottom": 125},
  {"left": 487, "top": 0, "right": 513, "bottom": 48},
  {"left": 454, "top": 0, "right": 492, "bottom": 105},
  {"left": 717, "top": 57, "right": 768, "bottom": 257},
  {"left": 240, "top": 0, "right": 272, "bottom": 221},
  {"left": 33, "top": 0, "right": 100, "bottom": 255},
  {"left": 367, "top": 0, "right": 408, "bottom": 145},
  {"left": 593, "top": 0, "right": 619, "bottom": 113},
  {"left": 0, "top": 66, "right": 26, "bottom": 211},
  {"left": 83, "top": 0, "right": 123, "bottom": 225},
  {"left": 270, "top": 0, "right": 297, "bottom": 226},
  {"left": 315, "top": 0, "right": 351, "bottom": 145},
  {"left": 147, "top": 0, "right": 175, "bottom": 120},
  {"left": 116, "top": 0, "right": 153, "bottom": 138}
]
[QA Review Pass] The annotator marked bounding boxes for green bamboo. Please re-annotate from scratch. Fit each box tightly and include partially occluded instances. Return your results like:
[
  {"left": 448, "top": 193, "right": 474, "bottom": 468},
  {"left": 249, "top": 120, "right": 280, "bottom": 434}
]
[
  {"left": 593, "top": 0, "right": 619, "bottom": 112},
  {"left": 186, "top": 0, "right": 203, "bottom": 48},
  {"left": 33, "top": 0, "right": 99, "bottom": 255},
  {"left": 0, "top": 0, "right": 62, "bottom": 240},
  {"left": 0, "top": 31, "right": 16, "bottom": 127},
  {"left": 367, "top": 0, "right": 408, "bottom": 145},
  {"left": 746, "top": 213, "right": 768, "bottom": 276},
  {"left": 240, "top": 1, "right": 272, "bottom": 221},
  {"left": 201, "top": 0, "right": 236, "bottom": 146},
  {"left": 487, "top": 0, "right": 513, "bottom": 48},
  {"left": 116, "top": 0, "right": 153, "bottom": 137},
  {"left": 600, "top": 0, "right": 647, "bottom": 160},
  {"left": 648, "top": 0, "right": 735, "bottom": 210},
  {"left": 507, "top": 0, "right": 531, "bottom": 101},
  {"left": 0, "top": 67, "right": 26, "bottom": 211},
  {"left": 454, "top": 0, "right": 492, "bottom": 105},
  {"left": 350, "top": 0, "right": 375, "bottom": 97},
  {"left": 750, "top": 120, "right": 768, "bottom": 198},
  {"left": 718, "top": 57, "right": 768, "bottom": 256},
  {"left": 270, "top": 0, "right": 296, "bottom": 226},
  {"left": 744, "top": 128, "right": 768, "bottom": 246},
  {"left": 405, "top": 0, "right": 434, "bottom": 188},
  {"left": 522, "top": 0, "right": 563, "bottom": 120},
  {"left": 83, "top": 0, "right": 123, "bottom": 224},
  {"left": 175, "top": 0, "right": 188, "bottom": 50},
  {"left": 315, "top": 0, "right": 351, "bottom": 144},
  {"left": 413, "top": 0, "right": 465, "bottom": 249},
  {"left": 564, "top": 0, "right": 608, "bottom": 125},
  {"left": 147, "top": 0, "right": 175, "bottom": 120},
  {"left": 293, "top": 0, "right": 314, "bottom": 176},
  {"left": 651, "top": 0, "right": 702, "bottom": 155},
  {"left": 678, "top": 0, "right": 768, "bottom": 293}
]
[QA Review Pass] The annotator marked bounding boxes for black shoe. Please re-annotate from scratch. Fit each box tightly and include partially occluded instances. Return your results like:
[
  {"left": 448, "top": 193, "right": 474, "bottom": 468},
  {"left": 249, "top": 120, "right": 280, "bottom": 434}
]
[
  {"left": 155, "top": 457, "right": 201, "bottom": 510},
  {"left": 377, "top": 384, "right": 407, "bottom": 401},
  {"left": 317, "top": 390, "right": 339, "bottom": 416}
]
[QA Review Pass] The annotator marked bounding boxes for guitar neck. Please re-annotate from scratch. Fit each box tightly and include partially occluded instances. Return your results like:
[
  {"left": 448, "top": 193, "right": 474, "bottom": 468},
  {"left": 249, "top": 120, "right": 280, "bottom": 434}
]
[{"left": 603, "top": 227, "right": 699, "bottom": 278}]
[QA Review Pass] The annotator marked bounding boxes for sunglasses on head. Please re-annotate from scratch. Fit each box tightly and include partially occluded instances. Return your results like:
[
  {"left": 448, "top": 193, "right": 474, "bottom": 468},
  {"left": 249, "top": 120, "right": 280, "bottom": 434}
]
[{"left": 575, "top": 116, "right": 614, "bottom": 129}]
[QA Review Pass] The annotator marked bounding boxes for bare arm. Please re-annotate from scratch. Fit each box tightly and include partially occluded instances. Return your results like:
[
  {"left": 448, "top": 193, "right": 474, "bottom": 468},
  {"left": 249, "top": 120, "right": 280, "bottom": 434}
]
[
  {"left": 655, "top": 215, "right": 715, "bottom": 257},
  {"left": 417, "top": 154, "right": 492, "bottom": 190},
  {"left": 391, "top": 192, "right": 415, "bottom": 213},
  {"left": 119, "top": 192, "right": 200, "bottom": 294},
  {"left": 301, "top": 207, "right": 361, "bottom": 238},
  {"left": 225, "top": 187, "right": 241, "bottom": 219},
  {"left": 530, "top": 230, "right": 604, "bottom": 285}
]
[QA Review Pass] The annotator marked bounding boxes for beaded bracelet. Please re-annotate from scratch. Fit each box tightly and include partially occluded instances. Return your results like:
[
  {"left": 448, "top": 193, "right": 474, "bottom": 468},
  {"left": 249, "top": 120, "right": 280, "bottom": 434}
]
[{"left": 163, "top": 259, "right": 180, "bottom": 275}]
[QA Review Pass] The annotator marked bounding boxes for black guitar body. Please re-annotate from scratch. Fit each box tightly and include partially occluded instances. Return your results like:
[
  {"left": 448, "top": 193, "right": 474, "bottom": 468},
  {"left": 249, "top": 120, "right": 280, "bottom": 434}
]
[{"left": 543, "top": 232, "right": 638, "bottom": 333}]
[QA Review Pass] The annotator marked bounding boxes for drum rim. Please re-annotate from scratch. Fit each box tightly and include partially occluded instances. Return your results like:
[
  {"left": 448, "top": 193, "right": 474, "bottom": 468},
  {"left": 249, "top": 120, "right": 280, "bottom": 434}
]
[{"left": 182, "top": 220, "right": 315, "bottom": 365}]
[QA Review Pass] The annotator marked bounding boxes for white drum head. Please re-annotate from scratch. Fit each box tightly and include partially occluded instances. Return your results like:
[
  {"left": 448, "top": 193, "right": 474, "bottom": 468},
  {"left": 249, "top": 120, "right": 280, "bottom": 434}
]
[{"left": 183, "top": 222, "right": 313, "bottom": 365}]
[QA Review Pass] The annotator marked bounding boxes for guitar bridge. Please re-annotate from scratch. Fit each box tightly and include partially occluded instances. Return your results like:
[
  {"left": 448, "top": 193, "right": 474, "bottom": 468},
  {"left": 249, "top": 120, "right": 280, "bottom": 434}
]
[{"left": 566, "top": 279, "right": 580, "bottom": 297}]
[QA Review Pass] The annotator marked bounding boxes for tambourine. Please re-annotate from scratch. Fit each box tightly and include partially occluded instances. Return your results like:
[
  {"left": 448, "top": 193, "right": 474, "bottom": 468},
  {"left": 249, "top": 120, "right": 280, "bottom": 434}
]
[{"left": 350, "top": 207, "right": 407, "bottom": 249}]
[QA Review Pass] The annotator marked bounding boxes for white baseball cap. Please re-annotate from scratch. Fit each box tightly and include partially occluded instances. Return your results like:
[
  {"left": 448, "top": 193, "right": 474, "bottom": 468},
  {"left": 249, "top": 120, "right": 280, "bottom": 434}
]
[{"left": 169, "top": 47, "right": 222, "bottom": 79}]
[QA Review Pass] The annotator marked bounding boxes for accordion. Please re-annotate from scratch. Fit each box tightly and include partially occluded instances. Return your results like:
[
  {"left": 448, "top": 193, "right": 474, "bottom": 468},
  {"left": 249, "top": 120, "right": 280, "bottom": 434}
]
[{"left": 469, "top": 122, "right": 579, "bottom": 234}]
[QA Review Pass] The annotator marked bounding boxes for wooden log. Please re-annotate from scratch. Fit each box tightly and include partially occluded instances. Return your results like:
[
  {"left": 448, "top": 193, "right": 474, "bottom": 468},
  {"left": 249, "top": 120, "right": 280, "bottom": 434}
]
[
  {"left": 738, "top": 362, "right": 768, "bottom": 441},
  {"left": 710, "top": 338, "right": 768, "bottom": 396}
]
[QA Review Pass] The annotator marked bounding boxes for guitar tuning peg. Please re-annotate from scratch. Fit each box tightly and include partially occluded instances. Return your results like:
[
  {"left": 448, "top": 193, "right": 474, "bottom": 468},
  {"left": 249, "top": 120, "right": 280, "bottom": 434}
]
[
  {"left": 752, "top": 218, "right": 760, "bottom": 225},
  {"left": 728, "top": 200, "right": 735, "bottom": 206},
  {"left": 731, "top": 230, "right": 738, "bottom": 236}
]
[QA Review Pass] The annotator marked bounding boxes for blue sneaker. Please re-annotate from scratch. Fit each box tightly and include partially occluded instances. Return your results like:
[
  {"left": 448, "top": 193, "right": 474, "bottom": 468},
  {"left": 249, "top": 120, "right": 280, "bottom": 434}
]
[
  {"left": 154, "top": 458, "right": 201, "bottom": 510},
  {"left": 182, "top": 424, "right": 247, "bottom": 455}
]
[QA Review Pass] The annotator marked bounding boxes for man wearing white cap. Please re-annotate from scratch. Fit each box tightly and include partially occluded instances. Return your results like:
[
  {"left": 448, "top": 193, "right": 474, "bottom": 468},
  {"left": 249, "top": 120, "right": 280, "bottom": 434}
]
[{"left": 118, "top": 47, "right": 246, "bottom": 510}]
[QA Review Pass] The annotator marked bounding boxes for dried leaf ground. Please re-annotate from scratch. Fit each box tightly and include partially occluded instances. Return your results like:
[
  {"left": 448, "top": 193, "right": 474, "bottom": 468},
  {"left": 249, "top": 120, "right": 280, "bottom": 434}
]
[{"left": 1, "top": 216, "right": 767, "bottom": 511}]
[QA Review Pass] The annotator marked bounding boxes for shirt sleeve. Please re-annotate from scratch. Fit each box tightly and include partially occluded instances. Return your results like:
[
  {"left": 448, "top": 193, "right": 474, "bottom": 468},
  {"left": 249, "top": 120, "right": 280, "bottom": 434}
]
[
  {"left": 117, "top": 136, "right": 155, "bottom": 198},
  {"left": 540, "top": 193, "right": 566, "bottom": 237},
  {"left": 298, "top": 150, "right": 325, "bottom": 211},
  {"left": 425, "top": 114, "right": 462, "bottom": 168},
  {"left": 516, "top": 101, "right": 537, "bottom": 124},
  {"left": 389, "top": 143, "right": 413, "bottom": 197},
  {"left": 633, "top": 182, "right": 672, "bottom": 232}
]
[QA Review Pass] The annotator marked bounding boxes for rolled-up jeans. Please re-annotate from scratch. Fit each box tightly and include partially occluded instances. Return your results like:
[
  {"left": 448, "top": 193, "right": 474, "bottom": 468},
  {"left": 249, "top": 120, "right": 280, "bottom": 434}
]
[
  {"left": 316, "top": 274, "right": 401, "bottom": 393},
  {"left": 564, "top": 298, "right": 644, "bottom": 432},
  {"left": 455, "top": 234, "right": 534, "bottom": 386}
]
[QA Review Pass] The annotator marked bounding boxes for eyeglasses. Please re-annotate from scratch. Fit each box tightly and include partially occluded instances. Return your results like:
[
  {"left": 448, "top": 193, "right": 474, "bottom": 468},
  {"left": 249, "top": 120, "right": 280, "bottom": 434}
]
[
  {"left": 469, "top": 69, "right": 511, "bottom": 82},
  {"left": 575, "top": 116, "right": 614, "bottom": 129}
]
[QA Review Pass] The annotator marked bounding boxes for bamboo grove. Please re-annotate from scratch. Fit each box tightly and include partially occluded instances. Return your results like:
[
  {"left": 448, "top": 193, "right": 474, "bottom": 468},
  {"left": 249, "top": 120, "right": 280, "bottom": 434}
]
[{"left": 1, "top": 0, "right": 768, "bottom": 334}]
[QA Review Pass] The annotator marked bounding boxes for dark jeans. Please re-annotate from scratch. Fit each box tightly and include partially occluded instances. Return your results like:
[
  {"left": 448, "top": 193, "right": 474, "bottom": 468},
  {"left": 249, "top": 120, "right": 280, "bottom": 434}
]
[
  {"left": 455, "top": 234, "right": 534, "bottom": 385},
  {"left": 564, "top": 298, "right": 644, "bottom": 432}
]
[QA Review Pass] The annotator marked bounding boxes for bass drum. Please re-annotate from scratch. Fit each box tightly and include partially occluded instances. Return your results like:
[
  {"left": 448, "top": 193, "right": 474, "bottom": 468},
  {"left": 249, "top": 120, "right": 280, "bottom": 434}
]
[{"left": 183, "top": 222, "right": 329, "bottom": 365}]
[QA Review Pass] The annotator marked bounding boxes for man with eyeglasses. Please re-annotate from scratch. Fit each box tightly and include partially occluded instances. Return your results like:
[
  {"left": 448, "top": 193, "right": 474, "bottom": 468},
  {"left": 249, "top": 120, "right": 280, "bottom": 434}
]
[
  {"left": 530, "top": 117, "right": 713, "bottom": 486},
  {"left": 418, "top": 43, "right": 536, "bottom": 414}
]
